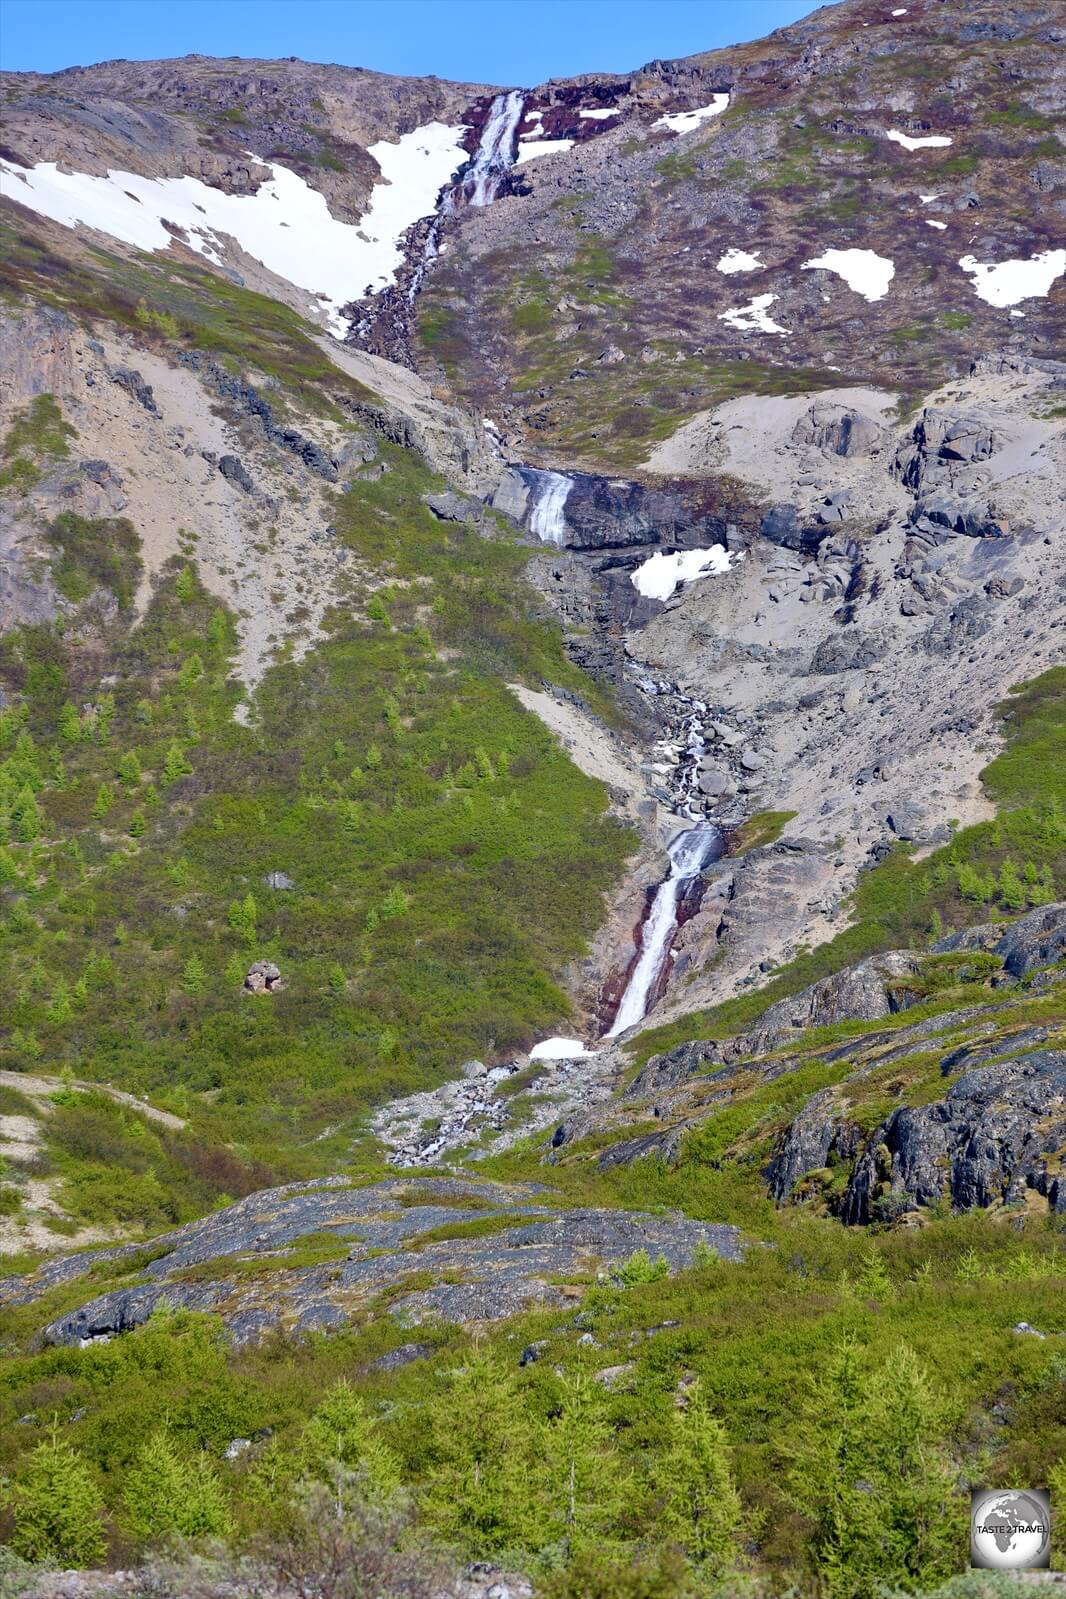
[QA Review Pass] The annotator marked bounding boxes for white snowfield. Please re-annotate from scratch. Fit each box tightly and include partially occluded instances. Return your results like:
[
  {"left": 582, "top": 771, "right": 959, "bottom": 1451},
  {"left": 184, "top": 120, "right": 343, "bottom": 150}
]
[
  {"left": 887, "top": 129, "right": 953, "bottom": 150},
  {"left": 802, "top": 247, "right": 895, "bottom": 301},
  {"left": 719, "top": 292, "right": 790, "bottom": 335},
  {"left": 0, "top": 121, "right": 468, "bottom": 335},
  {"left": 515, "top": 139, "right": 575, "bottom": 165},
  {"left": 631, "top": 546, "right": 733, "bottom": 601},
  {"left": 653, "top": 95, "right": 730, "bottom": 135},
  {"left": 529, "top": 1036, "right": 591, "bottom": 1061},
  {"left": 958, "top": 248, "right": 1066, "bottom": 307},
  {"left": 579, "top": 107, "right": 618, "bottom": 120},
  {"left": 717, "top": 247, "right": 763, "bottom": 274}
]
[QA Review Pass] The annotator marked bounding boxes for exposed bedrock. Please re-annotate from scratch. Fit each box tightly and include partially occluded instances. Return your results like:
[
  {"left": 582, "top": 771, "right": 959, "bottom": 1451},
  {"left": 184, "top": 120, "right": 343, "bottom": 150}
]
[
  {"left": 2, "top": 1176, "right": 743, "bottom": 1347},
  {"left": 492, "top": 465, "right": 733, "bottom": 553}
]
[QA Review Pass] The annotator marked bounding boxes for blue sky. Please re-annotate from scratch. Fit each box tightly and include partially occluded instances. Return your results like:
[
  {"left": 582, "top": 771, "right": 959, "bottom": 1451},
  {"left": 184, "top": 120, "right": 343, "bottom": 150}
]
[{"left": 0, "top": 1, "right": 817, "bottom": 81}]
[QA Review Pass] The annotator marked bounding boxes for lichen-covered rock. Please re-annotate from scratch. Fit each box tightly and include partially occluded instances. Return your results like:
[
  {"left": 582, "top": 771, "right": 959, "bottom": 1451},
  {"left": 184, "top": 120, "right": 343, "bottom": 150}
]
[
  {"left": 840, "top": 1050, "right": 1066, "bottom": 1223},
  {"left": 1, "top": 1175, "right": 742, "bottom": 1347},
  {"left": 933, "top": 902, "right": 1066, "bottom": 979}
]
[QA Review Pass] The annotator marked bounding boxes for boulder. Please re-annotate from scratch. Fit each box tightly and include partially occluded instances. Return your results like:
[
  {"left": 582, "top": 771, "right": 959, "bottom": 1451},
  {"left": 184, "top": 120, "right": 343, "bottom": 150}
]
[
  {"left": 243, "top": 960, "right": 285, "bottom": 994},
  {"left": 809, "top": 631, "right": 885, "bottom": 673},
  {"left": 218, "top": 453, "right": 254, "bottom": 493},
  {"left": 792, "top": 402, "right": 882, "bottom": 458}
]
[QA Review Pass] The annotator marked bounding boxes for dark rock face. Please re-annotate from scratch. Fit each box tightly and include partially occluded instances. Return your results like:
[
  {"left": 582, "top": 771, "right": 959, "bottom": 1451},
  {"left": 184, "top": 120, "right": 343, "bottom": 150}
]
[
  {"left": 934, "top": 902, "right": 1066, "bottom": 978},
  {"left": 841, "top": 1050, "right": 1066, "bottom": 1223},
  {"left": 495, "top": 467, "right": 728, "bottom": 554},
  {"left": 765, "top": 1091, "right": 860, "bottom": 1202},
  {"left": 176, "top": 351, "right": 339, "bottom": 480},
  {"left": 1, "top": 1176, "right": 742, "bottom": 1348}
]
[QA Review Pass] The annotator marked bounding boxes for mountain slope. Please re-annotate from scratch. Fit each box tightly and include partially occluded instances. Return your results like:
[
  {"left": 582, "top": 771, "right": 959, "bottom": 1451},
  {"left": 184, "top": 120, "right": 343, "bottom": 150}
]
[{"left": 0, "top": 3, "right": 1063, "bottom": 1593}]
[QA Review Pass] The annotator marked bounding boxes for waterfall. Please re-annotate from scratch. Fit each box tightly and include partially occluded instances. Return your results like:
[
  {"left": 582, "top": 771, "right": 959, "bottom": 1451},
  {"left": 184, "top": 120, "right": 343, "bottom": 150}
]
[
  {"left": 406, "top": 90, "right": 524, "bottom": 306},
  {"left": 461, "top": 90, "right": 525, "bottom": 207},
  {"left": 606, "top": 822, "right": 721, "bottom": 1038},
  {"left": 524, "top": 468, "right": 573, "bottom": 544}
]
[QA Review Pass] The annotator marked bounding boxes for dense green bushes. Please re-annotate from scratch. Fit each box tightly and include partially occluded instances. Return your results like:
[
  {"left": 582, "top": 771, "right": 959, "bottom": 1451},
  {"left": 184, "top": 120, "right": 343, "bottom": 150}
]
[{"left": 0, "top": 1208, "right": 1062, "bottom": 1589}]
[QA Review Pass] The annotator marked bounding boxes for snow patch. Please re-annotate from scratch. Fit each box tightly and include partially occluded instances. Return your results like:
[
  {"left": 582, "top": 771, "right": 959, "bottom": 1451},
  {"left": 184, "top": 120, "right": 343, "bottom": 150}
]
[
  {"left": 515, "top": 139, "right": 575, "bottom": 165},
  {"left": 887, "top": 129, "right": 953, "bottom": 151},
  {"left": 891, "top": 7, "right": 908, "bottom": 14},
  {"left": 579, "top": 107, "right": 618, "bottom": 120},
  {"left": 925, "top": 219, "right": 947, "bottom": 230},
  {"left": 919, "top": 193, "right": 940, "bottom": 203},
  {"left": 717, "top": 247, "right": 763, "bottom": 274},
  {"left": 631, "top": 546, "right": 733, "bottom": 601},
  {"left": 802, "top": 247, "right": 895, "bottom": 302},
  {"left": 529, "top": 1036, "right": 591, "bottom": 1060},
  {"left": 0, "top": 124, "right": 467, "bottom": 335},
  {"left": 1010, "top": 310, "right": 1026, "bottom": 319},
  {"left": 653, "top": 95, "right": 730, "bottom": 135},
  {"left": 958, "top": 248, "right": 1066, "bottom": 307},
  {"left": 718, "top": 292, "right": 790, "bottom": 335}
]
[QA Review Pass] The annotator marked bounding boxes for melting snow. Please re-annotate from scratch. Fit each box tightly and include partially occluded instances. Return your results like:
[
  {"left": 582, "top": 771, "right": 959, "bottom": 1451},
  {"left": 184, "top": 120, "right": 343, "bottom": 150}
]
[
  {"left": 719, "top": 292, "right": 790, "bottom": 334},
  {"left": 580, "top": 107, "right": 618, "bottom": 120},
  {"left": 1010, "top": 310, "right": 1026, "bottom": 319},
  {"left": 891, "top": 7, "right": 908, "bottom": 13},
  {"left": 632, "top": 546, "right": 733, "bottom": 600},
  {"left": 919, "top": 193, "right": 940, "bottom": 203},
  {"left": 717, "top": 247, "right": 763, "bottom": 273},
  {"left": 925, "top": 219, "right": 948, "bottom": 230},
  {"left": 0, "top": 123, "right": 467, "bottom": 335},
  {"left": 802, "top": 247, "right": 895, "bottom": 301},
  {"left": 887, "top": 129, "right": 953, "bottom": 150},
  {"left": 529, "top": 1036, "right": 591, "bottom": 1060},
  {"left": 958, "top": 248, "right": 1066, "bottom": 307},
  {"left": 653, "top": 95, "right": 730, "bottom": 134},
  {"left": 515, "top": 139, "right": 575, "bottom": 165}
]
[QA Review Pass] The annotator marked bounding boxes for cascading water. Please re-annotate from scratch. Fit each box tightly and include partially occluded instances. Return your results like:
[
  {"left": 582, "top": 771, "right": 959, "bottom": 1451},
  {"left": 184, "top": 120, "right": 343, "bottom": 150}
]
[
  {"left": 405, "top": 90, "right": 524, "bottom": 307},
  {"left": 461, "top": 90, "right": 526, "bottom": 206},
  {"left": 523, "top": 468, "right": 573, "bottom": 545},
  {"left": 606, "top": 822, "right": 720, "bottom": 1038},
  {"left": 604, "top": 679, "right": 724, "bottom": 1037}
]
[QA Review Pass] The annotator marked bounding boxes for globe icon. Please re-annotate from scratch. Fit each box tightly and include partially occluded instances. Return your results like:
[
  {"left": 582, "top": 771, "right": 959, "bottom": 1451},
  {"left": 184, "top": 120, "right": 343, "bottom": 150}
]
[{"left": 971, "top": 1489, "right": 1051, "bottom": 1570}]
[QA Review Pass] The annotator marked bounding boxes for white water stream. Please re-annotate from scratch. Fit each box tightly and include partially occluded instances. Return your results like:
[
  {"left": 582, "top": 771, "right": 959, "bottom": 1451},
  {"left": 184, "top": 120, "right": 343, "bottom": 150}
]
[
  {"left": 605, "top": 822, "right": 719, "bottom": 1037},
  {"left": 461, "top": 90, "right": 526, "bottom": 206},
  {"left": 525, "top": 469, "right": 574, "bottom": 544},
  {"left": 405, "top": 90, "right": 525, "bottom": 305}
]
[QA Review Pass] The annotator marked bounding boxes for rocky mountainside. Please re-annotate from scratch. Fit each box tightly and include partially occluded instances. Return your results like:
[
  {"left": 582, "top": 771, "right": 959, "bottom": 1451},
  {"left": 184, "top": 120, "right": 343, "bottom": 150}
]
[{"left": 0, "top": 2, "right": 1064, "bottom": 1592}]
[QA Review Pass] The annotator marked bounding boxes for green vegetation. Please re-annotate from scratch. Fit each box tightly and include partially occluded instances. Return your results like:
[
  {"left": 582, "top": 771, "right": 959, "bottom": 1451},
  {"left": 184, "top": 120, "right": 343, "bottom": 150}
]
[
  {"left": 46, "top": 512, "right": 143, "bottom": 608},
  {"left": 0, "top": 393, "right": 76, "bottom": 493},
  {"left": 0, "top": 443, "right": 632, "bottom": 1189},
  {"left": 729, "top": 809, "right": 796, "bottom": 853},
  {"left": 0, "top": 1204, "right": 1061, "bottom": 1590}
]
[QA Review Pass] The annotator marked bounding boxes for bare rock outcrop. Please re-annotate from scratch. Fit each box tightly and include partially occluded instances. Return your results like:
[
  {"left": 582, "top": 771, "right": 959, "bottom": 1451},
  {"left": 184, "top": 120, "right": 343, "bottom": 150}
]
[{"left": 841, "top": 1049, "right": 1066, "bottom": 1223}]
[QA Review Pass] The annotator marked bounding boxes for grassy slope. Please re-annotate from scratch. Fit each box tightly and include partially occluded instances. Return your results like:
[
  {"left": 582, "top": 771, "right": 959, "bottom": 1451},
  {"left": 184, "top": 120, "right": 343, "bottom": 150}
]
[{"left": 0, "top": 243, "right": 634, "bottom": 1238}]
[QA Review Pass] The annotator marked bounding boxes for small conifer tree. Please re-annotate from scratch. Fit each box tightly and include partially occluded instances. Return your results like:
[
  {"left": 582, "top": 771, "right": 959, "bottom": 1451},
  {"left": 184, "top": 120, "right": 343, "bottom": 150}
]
[
  {"left": 10, "top": 1426, "right": 107, "bottom": 1567},
  {"left": 658, "top": 1381, "right": 742, "bottom": 1569}
]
